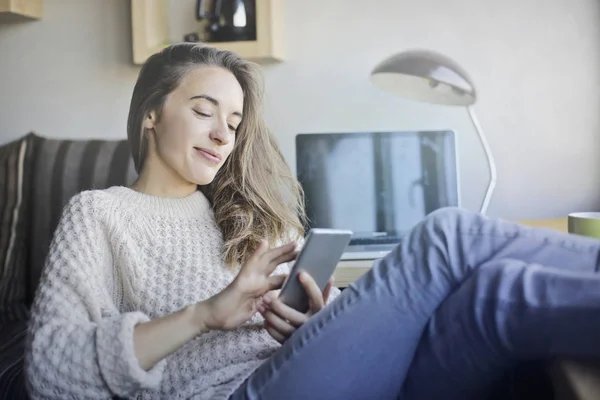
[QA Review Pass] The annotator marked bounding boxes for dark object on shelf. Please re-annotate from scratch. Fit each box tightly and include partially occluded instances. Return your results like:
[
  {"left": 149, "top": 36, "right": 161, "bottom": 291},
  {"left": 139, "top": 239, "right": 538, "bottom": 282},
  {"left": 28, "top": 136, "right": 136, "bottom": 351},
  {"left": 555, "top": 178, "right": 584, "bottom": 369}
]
[
  {"left": 196, "top": 0, "right": 257, "bottom": 42},
  {"left": 184, "top": 32, "right": 201, "bottom": 42}
]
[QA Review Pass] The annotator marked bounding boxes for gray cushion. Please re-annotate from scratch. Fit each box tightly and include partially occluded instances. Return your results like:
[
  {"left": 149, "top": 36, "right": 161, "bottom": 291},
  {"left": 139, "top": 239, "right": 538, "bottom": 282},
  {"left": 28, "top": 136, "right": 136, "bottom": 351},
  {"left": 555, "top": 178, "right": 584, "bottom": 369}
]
[
  {"left": 0, "top": 321, "right": 28, "bottom": 399},
  {"left": 28, "top": 136, "right": 138, "bottom": 304},
  {"left": 0, "top": 133, "right": 37, "bottom": 323}
]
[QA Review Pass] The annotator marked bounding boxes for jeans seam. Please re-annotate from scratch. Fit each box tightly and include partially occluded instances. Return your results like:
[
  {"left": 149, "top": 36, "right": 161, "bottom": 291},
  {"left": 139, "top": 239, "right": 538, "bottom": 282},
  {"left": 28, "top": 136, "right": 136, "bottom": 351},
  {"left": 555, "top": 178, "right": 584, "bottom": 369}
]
[
  {"left": 457, "top": 228, "right": 599, "bottom": 256},
  {"left": 409, "top": 298, "right": 522, "bottom": 393},
  {"left": 254, "top": 288, "right": 361, "bottom": 398},
  {"left": 423, "top": 296, "right": 524, "bottom": 371},
  {"left": 426, "top": 293, "right": 586, "bottom": 353}
]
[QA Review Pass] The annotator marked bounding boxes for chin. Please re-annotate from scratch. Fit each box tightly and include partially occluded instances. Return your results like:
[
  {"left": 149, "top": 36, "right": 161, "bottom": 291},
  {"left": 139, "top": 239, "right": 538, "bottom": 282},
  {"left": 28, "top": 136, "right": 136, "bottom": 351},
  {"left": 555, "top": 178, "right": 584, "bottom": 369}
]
[
  {"left": 180, "top": 158, "right": 223, "bottom": 186},
  {"left": 187, "top": 170, "right": 218, "bottom": 186},
  {"left": 188, "top": 177, "right": 216, "bottom": 186}
]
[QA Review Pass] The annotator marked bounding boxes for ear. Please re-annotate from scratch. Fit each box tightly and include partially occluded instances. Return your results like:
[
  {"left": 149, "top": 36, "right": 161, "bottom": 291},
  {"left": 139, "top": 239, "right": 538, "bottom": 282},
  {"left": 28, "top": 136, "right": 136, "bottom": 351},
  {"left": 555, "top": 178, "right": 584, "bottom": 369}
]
[{"left": 144, "top": 110, "right": 157, "bottom": 130}]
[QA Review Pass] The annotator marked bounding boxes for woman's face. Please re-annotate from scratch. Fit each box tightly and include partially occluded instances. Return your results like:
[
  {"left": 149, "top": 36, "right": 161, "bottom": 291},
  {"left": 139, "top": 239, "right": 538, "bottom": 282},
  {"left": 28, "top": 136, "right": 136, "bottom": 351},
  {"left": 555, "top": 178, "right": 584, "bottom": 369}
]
[{"left": 144, "top": 66, "right": 244, "bottom": 190}]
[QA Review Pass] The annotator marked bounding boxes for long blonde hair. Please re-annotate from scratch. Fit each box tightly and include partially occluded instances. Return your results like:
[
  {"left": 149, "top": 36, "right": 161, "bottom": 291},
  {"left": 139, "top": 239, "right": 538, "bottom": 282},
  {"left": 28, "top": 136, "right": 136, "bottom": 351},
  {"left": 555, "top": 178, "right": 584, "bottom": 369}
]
[{"left": 127, "top": 43, "right": 306, "bottom": 267}]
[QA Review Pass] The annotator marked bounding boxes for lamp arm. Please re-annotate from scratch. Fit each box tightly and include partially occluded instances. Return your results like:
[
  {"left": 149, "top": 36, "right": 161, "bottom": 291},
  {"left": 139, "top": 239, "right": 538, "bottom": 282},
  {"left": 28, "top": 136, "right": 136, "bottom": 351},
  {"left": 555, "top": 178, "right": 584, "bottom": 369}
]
[{"left": 467, "top": 106, "right": 497, "bottom": 215}]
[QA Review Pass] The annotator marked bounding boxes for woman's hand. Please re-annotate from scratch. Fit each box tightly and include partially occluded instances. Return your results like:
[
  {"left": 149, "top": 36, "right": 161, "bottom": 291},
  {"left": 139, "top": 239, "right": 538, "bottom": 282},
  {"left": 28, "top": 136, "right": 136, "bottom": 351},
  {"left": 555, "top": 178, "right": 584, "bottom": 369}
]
[
  {"left": 259, "top": 271, "right": 334, "bottom": 344},
  {"left": 201, "top": 240, "right": 298, "bottom": 331}
]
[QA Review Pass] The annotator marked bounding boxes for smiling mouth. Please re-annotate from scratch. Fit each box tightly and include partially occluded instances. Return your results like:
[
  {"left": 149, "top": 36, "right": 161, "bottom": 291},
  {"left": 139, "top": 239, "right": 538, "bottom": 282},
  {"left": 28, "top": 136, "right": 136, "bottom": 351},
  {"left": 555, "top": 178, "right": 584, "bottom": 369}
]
[{"left": 194, "top": 147, "right": 222, "bottom": 164}]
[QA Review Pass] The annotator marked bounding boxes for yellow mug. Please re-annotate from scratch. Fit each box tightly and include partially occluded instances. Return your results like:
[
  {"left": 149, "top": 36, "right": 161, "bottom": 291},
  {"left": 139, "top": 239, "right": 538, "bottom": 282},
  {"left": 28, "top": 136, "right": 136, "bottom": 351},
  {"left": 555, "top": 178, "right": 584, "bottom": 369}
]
[{"left": 568, "top": 212, "right": 600, "bottom": 239}]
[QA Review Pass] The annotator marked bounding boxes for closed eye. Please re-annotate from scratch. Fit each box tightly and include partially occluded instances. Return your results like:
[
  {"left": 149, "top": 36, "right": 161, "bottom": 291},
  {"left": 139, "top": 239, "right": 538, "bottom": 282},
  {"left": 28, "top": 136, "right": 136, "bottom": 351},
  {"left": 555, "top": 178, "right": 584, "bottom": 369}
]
[
  {"left": 228, "top": 124, "right": 238, "bottom": 133},
  {"left": 193, "top": 109, "right": 211, "bottom": 118}
]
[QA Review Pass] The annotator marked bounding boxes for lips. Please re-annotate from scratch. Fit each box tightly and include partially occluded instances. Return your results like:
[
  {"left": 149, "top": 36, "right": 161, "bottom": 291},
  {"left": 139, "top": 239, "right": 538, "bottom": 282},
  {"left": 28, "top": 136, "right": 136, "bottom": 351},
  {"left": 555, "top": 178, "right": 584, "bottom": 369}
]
[{"left": 194, "top": 147, "right": 222, "bottom": 164}]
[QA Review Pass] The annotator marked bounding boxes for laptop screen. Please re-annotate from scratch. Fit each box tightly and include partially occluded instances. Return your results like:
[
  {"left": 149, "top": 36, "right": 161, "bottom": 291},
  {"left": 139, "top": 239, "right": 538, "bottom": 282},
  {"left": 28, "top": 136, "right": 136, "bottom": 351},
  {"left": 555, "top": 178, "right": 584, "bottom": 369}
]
[{"left": 295, "top": 131, "right": 459, "bottom": 245}]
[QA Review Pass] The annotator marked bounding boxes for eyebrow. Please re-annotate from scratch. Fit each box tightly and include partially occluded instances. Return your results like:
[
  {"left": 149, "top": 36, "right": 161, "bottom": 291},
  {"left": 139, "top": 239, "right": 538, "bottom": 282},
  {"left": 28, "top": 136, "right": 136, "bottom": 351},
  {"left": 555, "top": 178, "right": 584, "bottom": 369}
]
[{"left": 190, "top": 94, "right": 243, "bottom": 119}]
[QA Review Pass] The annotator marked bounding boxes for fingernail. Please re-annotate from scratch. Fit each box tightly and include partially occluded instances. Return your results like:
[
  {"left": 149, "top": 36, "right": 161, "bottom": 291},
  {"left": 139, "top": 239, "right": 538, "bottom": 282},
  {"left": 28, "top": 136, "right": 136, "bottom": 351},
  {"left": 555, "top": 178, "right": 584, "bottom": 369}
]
[
  {"left": 263, "top": 295, "right": 271, "bottom": 304},
  {"left": 299, "top": 272, "right": 306, "bottom": 282}
]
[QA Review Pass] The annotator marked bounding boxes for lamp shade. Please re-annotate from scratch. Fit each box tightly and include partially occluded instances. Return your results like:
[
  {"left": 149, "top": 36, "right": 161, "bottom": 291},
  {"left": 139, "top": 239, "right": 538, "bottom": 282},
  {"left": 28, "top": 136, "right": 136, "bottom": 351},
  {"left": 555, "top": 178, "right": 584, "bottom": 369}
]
[{"left": 370, "top": 49, "right": 476, "bottom": 106}]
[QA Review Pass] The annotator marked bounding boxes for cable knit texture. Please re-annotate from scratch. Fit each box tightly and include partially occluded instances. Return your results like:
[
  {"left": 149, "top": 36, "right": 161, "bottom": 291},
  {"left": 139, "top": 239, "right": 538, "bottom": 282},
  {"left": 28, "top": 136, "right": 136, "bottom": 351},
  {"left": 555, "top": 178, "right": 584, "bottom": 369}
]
[{"left": 24, "top": 186, "right": 340, "bottom": 399}]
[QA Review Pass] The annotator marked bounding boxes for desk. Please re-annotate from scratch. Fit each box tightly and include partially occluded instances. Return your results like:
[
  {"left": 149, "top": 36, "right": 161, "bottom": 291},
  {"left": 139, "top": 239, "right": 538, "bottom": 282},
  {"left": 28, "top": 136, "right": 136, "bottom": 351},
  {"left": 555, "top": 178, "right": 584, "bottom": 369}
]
[
  {"left": 333, "top": 216, "right": 600, "bottom": 400},
  {"left": 332, "top": 259, "right": 372, "bottom": 288}
]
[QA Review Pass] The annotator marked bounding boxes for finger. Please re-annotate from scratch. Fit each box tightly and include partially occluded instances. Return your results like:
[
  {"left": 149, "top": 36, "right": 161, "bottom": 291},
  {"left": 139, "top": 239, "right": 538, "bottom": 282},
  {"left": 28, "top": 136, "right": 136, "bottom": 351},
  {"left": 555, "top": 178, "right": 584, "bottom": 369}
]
[
  {"left": 266, "top": 323, "right": 287, "bottom": 344},
  {"left": 266, "top": 295, "right": 308, "bottom": 327},
  {"left": 265, "top": 242, "right": 297, "bottom": 264},
  {"left": 299, "top": 272, "right": 325, "bottom": 312},
  {"left": 270, "top": 249, "right": 299, "bottom": 268},
  {"left": 262, "top": 310, "right": 295, "bottom": 336},
  {"left": 245, "top": 240, "right": 270, "bottom": 268},
  {"left": 267, "top": 274, "right": 287, "bottom": 291},
  {"left": 322, "top": 278, "right": 334, "bottom": 304},
  {"left": 262, "top": 248, "right": 298, "bottom": 277}
]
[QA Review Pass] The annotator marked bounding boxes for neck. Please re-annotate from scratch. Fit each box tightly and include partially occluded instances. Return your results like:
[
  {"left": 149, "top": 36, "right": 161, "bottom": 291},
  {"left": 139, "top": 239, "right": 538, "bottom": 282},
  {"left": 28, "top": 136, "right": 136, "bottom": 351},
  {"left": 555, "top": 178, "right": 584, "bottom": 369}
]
[{"left": 131, "top": 154, "right": 197, "bottom": 199}]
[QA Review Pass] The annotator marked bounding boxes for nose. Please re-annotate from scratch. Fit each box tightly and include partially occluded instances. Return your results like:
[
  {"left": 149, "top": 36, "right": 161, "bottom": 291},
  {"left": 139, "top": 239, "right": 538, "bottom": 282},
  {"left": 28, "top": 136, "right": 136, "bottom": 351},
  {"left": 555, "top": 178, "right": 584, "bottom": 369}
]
[{"left": 209, "top": 120, "right": 231, "bottom": 146}]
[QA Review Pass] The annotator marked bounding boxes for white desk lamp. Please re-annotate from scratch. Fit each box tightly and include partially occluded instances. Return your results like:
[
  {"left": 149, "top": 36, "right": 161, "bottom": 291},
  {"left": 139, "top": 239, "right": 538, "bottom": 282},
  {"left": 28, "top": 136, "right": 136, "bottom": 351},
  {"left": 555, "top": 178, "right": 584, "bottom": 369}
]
[{"left": 370, "top": 49, "right": 496, "bottom": 214}]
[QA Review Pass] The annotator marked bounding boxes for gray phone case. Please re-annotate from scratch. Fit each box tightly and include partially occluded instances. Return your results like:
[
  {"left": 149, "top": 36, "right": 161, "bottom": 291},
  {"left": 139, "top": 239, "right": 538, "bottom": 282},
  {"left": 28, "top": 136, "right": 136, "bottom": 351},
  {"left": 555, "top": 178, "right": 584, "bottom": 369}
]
[{"left": 278, "top": 228, "right": 353, "bottom": 313}]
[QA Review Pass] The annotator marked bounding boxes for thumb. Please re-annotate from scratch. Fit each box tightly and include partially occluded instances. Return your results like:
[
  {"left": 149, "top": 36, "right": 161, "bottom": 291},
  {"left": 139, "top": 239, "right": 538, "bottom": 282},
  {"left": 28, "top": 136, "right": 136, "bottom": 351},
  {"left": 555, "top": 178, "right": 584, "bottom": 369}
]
[
  {"left": 267, "top": 274, "right": 287, "bottom": 291},
  {"left": 322, "top": 278, "right": 334, "bottom": 304},
  {"left": 299, "top": 272, "right": 324, "bottom": 312}
]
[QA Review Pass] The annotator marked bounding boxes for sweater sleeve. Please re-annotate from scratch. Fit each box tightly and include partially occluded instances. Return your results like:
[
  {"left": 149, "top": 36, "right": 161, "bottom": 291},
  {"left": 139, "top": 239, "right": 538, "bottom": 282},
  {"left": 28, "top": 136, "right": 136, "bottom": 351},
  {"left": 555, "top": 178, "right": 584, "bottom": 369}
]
[
  {"left": 326, "top": 285, "right": 342, "bottom": 304},
  {"left": 24, "top": 192, "right": 165, "bottom": 400}
]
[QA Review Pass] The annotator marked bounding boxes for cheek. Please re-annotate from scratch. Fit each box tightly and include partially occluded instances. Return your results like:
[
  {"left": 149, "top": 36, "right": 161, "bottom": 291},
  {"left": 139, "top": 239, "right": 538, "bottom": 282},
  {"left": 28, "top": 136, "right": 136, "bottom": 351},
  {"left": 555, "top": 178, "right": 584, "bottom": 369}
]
[
  {"left": 222, "top": 140, "right": 236, "bottom": 162},
  {"left": 156, "top": 131, "right": 187, "bottom": 157},
  {"left": 156, "top": 116, "right": 195, "bottom": 153}
]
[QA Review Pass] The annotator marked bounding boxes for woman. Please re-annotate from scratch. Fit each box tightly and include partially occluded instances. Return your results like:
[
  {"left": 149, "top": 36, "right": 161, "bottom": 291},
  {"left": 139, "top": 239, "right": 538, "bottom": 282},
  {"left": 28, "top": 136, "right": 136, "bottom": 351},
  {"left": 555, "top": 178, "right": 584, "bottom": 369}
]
[{"left": 24, "top": 43, "right": 600, "bottom": 400}]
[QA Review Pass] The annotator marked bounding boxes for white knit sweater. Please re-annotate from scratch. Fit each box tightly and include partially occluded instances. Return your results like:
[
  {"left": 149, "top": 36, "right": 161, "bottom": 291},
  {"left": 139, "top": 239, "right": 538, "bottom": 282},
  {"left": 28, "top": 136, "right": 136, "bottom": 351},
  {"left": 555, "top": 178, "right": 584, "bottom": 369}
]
[{"left": 24, "top": 186, "right": 337, "bottom": 399}]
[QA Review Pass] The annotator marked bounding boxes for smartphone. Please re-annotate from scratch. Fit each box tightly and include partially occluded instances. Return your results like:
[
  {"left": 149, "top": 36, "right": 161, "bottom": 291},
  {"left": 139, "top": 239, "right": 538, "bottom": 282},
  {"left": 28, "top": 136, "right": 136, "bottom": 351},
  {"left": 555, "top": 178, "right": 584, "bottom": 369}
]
[{"left": 278, "top": 228, "right": 353, "bottom": 313}]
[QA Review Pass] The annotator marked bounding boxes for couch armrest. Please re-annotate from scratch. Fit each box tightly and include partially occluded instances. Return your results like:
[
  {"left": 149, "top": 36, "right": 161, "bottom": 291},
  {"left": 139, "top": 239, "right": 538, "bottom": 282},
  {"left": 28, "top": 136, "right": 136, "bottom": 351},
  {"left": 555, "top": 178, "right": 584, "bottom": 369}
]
[
  {"left": 549, "top": 359, "right": 600, "bottom": 400},
  {"left": 0, "top": 321, "right": 28, "bottom": 399}
]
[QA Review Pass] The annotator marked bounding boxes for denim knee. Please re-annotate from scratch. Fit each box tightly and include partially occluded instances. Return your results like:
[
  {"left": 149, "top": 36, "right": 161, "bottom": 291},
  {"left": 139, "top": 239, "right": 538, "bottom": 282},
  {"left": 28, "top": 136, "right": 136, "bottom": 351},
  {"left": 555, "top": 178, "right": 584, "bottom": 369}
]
[
  {"left": 416, "top": 207, "right": 478, "bottom": 238},
  {"left": 462, "top": 261, "right": 530, "bottom": 355},
  {"left": 425, "top": 207, "right": 477, "bottom": 224}
]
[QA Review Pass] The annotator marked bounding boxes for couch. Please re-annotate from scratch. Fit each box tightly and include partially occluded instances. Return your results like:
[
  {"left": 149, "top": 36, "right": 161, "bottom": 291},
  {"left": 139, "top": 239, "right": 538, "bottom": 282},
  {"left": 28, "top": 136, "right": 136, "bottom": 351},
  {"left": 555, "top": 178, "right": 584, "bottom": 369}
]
[
  {"left": 0, "top": 132, "right": 559, "bottom": 399},
  {"left": 0, "top": 132, "right": 137, "bottom": 399}
]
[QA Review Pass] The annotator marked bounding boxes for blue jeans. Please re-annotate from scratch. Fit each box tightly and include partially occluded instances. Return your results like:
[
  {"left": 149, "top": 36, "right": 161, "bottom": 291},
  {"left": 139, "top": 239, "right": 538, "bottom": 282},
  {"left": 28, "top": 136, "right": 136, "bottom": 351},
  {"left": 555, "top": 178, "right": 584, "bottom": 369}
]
[{"left": 230, "top": 208, "right": 600, "bottom": 400}]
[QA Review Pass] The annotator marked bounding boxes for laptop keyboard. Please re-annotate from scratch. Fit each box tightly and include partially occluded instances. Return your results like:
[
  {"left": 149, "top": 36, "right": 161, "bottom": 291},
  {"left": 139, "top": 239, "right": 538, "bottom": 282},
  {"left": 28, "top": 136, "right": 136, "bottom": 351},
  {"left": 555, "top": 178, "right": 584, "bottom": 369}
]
[{"left": 350, "top": 237, "right": 401, "bottom": 246}]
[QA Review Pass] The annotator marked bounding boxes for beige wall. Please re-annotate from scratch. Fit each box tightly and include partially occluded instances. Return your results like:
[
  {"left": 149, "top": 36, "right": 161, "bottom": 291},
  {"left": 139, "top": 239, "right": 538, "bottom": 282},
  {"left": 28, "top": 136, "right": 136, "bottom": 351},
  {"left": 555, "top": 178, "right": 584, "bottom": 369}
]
[{"left": 1, "top": 0, "right": 599, "bottom": 219}]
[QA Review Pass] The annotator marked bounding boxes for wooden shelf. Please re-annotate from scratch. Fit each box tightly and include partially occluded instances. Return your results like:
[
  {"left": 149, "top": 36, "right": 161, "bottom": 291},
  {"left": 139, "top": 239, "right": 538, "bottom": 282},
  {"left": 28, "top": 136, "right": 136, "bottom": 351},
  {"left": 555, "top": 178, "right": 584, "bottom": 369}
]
[
  {"left": 131, "top": 0, "right": 170, "bottom": 65},
  {"left": 0, "top": 0, "right": 42, "bottom": 22},
  {"left": 131, "top": 0, "right": 285, "bottom": 65}
]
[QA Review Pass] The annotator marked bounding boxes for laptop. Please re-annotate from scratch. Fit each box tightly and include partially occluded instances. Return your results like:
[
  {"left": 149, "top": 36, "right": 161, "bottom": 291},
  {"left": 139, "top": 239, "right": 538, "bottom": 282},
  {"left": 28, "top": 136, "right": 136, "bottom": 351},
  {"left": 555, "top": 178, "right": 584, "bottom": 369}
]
[{"left": 295, "top": 130, "right": 460, "bottom": 261}]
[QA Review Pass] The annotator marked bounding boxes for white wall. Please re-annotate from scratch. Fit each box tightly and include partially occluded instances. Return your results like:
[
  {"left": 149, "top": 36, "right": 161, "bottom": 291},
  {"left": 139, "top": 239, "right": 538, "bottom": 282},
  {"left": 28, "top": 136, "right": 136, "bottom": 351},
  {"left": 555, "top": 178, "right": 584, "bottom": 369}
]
[{"left": 1, "top": 0, "right": 599, "bottom": 219}]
